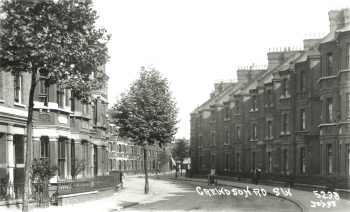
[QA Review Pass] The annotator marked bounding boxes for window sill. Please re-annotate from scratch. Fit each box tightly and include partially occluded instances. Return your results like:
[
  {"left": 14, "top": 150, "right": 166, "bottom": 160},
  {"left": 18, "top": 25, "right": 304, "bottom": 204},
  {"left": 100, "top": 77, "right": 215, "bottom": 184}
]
[
  {"left": 318, "top": 123, "right": 337, "bottom": 127},
  {"left": 0, "top": 100, "right": 4, "bottom": 103},
  {"left": 317, "top": 75, "right": 337, "bottom": 83},
  {"left": 14, "top": 102, "right": 26, "bottom": 108},
  {"left": 279, "top": 95, "right": 291, "bottom": 100}
]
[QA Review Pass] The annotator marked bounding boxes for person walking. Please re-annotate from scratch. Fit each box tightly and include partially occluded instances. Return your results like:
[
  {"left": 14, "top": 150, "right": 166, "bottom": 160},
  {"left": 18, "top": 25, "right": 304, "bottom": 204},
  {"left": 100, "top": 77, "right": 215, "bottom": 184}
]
[{"left": 254, "top": 168, "right": 261, "bottom": 185}]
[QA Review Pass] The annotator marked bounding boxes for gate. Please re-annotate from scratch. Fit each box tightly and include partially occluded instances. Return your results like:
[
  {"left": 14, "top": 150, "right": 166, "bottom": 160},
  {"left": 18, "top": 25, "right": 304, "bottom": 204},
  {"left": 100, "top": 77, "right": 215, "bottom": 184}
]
[{"left": 31, "top": 182, "right": 50, "bottom": 208}]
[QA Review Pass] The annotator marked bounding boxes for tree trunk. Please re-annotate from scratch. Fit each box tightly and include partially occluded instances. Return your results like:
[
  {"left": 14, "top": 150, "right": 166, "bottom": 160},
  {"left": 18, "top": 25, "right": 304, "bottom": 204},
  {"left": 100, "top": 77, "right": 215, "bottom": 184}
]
[
  {"left": 23, "top": 70, "right": 37, "bottom": 212},
  {"left": 143, "top": 148, "right": 149, "bottom": 194},
  {"left": 156, "top": 160, "right": 158, "bottom": 175},
  {"left": 181, "top": 161, "right": 183, "bottom": 176}
]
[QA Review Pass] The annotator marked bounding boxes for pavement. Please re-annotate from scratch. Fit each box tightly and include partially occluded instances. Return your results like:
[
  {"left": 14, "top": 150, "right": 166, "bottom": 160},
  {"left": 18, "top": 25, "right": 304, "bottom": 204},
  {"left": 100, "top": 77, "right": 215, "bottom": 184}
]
[
  {"left": 166, "top": 173, "right": 350, "bottom": 212},
  {"left": 1, "top": 172, "right": 349, "bottom": 212},
  {"left": 1, "top": 173, "right": 160, "bottom": 212}
]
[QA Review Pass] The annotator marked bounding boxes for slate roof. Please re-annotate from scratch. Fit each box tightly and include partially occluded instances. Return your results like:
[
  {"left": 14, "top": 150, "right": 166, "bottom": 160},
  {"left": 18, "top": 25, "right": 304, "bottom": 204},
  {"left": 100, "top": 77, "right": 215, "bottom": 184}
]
[{"left": 191, "top": 82, "right": 243, "bottom": 114}]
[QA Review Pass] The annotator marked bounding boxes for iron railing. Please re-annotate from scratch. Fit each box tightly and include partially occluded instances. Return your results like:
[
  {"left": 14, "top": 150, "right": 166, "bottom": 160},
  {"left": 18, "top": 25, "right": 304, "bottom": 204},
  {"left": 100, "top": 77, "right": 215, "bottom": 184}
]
[
  {"left": 192, "top": 170, "right": 350, "bottom": 190},
  {"left": 0, "top": 182, "right": 50, "bottom": 208},
  {"left": 0, "top": 182, "right": 24, "bottom": 201},
  {"left": 0, "top": 173, "right": 122, "bottom": 208},
  {"left": 52, "top": 173, "right": 122, "bottom": 205}
]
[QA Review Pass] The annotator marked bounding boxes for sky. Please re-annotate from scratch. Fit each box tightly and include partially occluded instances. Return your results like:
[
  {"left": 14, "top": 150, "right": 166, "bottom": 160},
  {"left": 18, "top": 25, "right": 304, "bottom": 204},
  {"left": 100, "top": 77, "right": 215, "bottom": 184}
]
[{"left": 92, "top": 0, "right": 348, "bottom": 139}]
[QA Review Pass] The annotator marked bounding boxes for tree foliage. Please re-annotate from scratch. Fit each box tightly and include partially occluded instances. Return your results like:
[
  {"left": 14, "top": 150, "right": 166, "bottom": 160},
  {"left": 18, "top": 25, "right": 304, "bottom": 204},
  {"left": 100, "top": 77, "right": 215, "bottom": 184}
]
[
  {"left": 31, "top": 158, "right": 59, "bottom": 183},
  {"left": 111, "top": 66, "right": 179, "bottom": 146},
  {"left": 172, "top": 138, "right": 189, "bottom": 164},
  {"left": 0, "top": 0, "right": 110, "bottom": 101}
]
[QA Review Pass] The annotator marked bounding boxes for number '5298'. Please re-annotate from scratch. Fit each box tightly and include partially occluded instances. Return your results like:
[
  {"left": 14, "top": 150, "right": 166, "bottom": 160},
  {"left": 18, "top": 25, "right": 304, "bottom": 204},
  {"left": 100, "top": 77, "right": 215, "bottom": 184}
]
[{"left": 313, "top": 191, "right": 340, "bottom": 200}]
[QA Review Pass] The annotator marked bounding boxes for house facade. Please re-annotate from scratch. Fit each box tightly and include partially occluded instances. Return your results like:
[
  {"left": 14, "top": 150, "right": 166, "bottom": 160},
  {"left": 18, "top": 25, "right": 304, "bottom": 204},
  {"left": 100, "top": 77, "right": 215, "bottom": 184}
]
[
  {"left": 190, "top": 9, "right": 350, "bottom": 190},
  {"left": 0, "top": 65, "right": 110, "bottom": 184}
]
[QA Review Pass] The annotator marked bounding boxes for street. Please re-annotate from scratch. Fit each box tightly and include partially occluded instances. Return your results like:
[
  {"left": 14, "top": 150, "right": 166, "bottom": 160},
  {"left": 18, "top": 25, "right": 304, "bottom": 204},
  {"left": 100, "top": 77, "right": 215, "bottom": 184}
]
[{"left": 123, "top": 175, "right": 301, "bottom": 212}]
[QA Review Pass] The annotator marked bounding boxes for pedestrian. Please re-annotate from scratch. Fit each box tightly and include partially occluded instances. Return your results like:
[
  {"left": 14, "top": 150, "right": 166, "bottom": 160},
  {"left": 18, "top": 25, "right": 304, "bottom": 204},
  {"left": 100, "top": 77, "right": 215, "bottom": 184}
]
[{"left": 255, "top": 168, "right": 261, "bottom": 185}]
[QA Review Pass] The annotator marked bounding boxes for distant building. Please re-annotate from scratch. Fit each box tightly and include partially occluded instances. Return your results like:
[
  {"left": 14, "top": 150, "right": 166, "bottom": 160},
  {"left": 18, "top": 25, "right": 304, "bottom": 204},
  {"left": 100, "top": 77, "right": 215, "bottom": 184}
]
[{"left": 107, "top": 131, "right": 168, "bottom": 174}]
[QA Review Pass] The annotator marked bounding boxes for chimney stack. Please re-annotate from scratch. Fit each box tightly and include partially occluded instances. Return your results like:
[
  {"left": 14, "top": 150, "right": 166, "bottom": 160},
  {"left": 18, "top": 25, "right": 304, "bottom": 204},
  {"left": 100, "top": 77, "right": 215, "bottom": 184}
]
[
  {"left": 303, "top": 38, "right": 323, "bottom": 50},
  {"left": 328, "top": 8, "right": 350, "bottom": 32}
]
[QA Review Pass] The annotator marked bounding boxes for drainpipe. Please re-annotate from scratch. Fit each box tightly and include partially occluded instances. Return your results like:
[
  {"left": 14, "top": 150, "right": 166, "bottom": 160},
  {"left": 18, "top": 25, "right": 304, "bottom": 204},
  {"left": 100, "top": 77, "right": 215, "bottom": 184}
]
[{"left": 307, "top": 140, "right": 311, "bottom": 175}]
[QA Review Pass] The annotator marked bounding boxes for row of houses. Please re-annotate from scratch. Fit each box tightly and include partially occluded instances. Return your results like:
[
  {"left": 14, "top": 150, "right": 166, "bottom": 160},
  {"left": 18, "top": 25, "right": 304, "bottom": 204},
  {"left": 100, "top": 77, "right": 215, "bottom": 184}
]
[
  {"left": 0, "top": 64, "right": 167, "bottom": 185},
  {"left": 190, "top": 9, "right": 350, "bottom": 190},
  {"left": 108, "top": 135, "right": 173, "bottom": 174}
]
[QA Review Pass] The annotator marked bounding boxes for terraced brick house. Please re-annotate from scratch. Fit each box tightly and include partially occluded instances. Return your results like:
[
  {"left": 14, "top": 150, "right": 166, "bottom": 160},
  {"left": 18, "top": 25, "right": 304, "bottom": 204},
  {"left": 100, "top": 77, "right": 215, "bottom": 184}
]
[{"left": 190, "top": 9, "right": 350, "bottom": 196}]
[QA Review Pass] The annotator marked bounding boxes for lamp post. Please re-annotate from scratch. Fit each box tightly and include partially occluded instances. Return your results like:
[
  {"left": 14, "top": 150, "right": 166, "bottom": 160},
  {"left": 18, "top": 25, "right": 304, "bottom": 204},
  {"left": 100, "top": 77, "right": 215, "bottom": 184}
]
[
  {"left": 142, "top": 141, "right": 149, "bottom": 194},
  {"left": 175, "top": 161, "right": 178, "bottom": 179}
]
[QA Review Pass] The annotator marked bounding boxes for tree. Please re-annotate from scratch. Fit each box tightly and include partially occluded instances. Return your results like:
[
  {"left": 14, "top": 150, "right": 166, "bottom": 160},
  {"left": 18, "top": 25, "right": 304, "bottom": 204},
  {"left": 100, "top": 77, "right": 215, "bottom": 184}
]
[
  {"left": 172, "top": 138, "right": 189, "bottom": 176},
  {"left": 157, "top": 148, "right": 170, "bottom": 174},
  {"left": 111, "top": 65, "right": 178, "bottom": 194},
  {"left": 0, "top": 1, "right": 110, "bottom": 211},
  {"left": 71, "top": 159, "right": 87, "bottom": 179}
]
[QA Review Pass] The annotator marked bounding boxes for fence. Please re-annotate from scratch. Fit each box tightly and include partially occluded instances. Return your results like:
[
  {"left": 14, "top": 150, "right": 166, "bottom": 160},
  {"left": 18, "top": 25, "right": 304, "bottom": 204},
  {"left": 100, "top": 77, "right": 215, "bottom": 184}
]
[
  {"left": 0, "top": 181, "right": 50, "bottom": 208},
  {"left": 0, "top": 182, "right": 24, "bottom": 201},
  {"left": 0, "top": 173, "right": 123, "bottom": 208},
  {"left": 52, "top": 172, "right": 123, "bottom": 205}
]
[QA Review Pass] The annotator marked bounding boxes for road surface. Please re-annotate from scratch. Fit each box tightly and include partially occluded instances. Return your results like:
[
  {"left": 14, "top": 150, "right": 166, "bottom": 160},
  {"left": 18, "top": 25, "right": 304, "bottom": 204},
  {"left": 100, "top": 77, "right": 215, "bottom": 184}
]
[{"left": 123, "top": 175, "right": 301, "bottom": 212}]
